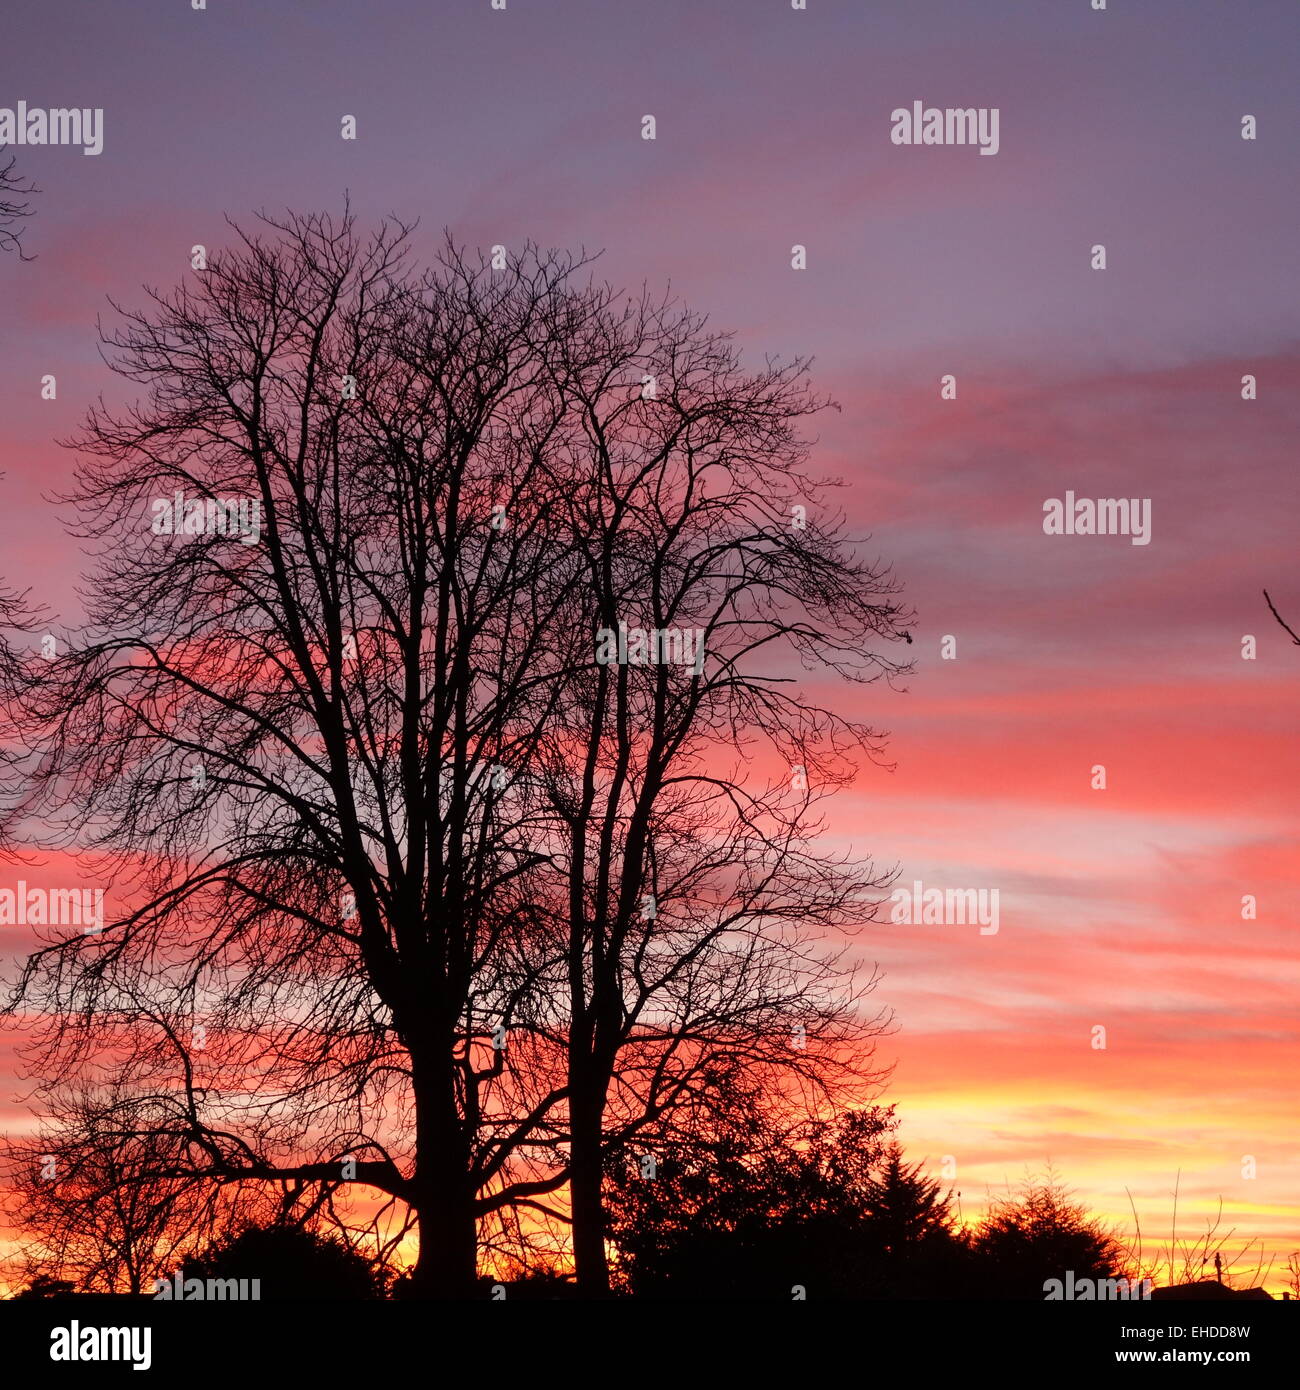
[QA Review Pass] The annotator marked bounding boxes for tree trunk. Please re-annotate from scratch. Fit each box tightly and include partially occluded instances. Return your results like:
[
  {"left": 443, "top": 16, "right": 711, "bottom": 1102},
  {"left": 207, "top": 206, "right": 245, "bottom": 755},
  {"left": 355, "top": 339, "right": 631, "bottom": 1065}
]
[
  {"left": 570, "top": 1089, "right": 611, "bottom": 1297},
  {"left": 409, "top": 1190, "right": 479, "bottom": 1298},
  {"left": 408, "top": 1040, "right": 479, "bottom": 1298}
]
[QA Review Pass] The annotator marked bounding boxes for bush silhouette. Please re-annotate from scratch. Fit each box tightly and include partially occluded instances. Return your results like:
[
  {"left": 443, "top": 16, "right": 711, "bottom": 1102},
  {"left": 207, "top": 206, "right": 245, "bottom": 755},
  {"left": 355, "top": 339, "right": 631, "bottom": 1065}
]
[
  {"left": 180, "top": 1225, "right": 385, "bottom": 1300},
  {"left": 970, "top": 1172, "right": 1123, "bottom": 1299}
]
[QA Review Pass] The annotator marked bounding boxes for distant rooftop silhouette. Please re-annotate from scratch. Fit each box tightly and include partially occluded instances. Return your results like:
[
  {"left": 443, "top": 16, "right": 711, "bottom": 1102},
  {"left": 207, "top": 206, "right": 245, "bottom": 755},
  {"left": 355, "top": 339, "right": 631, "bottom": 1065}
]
[{"left": 1152, "top": 1280, "right": 1274, "bottom": 1302}]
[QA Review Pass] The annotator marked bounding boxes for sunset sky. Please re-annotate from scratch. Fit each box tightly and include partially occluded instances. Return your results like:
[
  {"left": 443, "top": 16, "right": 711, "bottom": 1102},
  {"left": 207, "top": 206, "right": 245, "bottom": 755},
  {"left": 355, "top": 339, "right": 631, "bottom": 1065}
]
[{"left": 2, "top": 0, "right": 1297, "bottom": 1290}]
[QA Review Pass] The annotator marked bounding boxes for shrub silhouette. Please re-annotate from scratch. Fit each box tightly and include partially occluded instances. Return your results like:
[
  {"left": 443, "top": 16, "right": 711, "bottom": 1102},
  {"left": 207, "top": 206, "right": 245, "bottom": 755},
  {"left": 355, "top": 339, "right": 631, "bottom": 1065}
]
[
  {"left": 971, "top": 1171, "right": 1122, "bottom": 1299},
  {"left": 607, "top": 1105, "right": 973, "bottom": 1299},
  {"left": 180, "top": 1225, "right": 384, "bottom": 1300}
]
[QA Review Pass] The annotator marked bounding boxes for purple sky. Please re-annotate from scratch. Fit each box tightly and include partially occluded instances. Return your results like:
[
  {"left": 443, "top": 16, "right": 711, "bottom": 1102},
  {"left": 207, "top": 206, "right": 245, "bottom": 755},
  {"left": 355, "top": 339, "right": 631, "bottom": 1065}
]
[{"left": 2, "top": 0, "right": 1298, "bottom": 1285}]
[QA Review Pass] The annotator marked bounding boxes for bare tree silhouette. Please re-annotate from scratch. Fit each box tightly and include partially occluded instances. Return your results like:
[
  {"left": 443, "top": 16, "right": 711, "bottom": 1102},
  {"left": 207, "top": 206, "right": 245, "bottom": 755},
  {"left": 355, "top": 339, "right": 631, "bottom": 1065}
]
[
  {"left": 7, "top": 211, "right": 594, "bottom": 1296},
  {"left": 4, "top": 209, "right": 905, "bottom": 1297},
  {"left": 0, "top": 156, "right": 37, "bottom": 258},
  {"left": 528, "top": 294, "right": 907, "bottom": 1292},
  {"left": 0, "top": 474, "right": 40, "bottom": 851},
  {"left": 4, "top": 1081, "right": 270, "bottom": 1295}
]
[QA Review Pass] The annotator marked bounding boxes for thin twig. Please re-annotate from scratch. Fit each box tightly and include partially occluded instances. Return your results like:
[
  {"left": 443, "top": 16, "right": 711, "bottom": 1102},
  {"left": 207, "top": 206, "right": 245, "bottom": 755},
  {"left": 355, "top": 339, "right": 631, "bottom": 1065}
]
[{"left": 1263, "top": 590, "right": 1300, "bottom": 645}]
